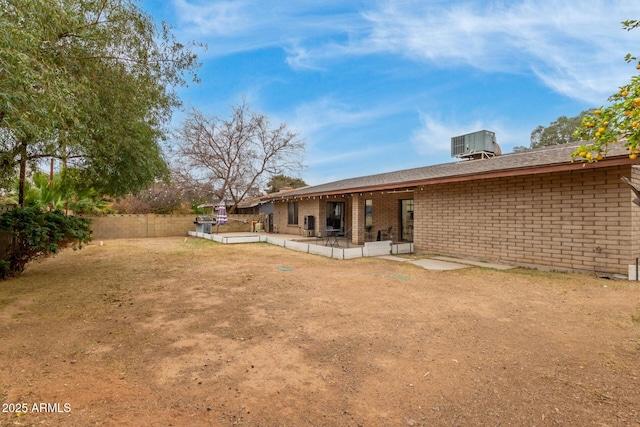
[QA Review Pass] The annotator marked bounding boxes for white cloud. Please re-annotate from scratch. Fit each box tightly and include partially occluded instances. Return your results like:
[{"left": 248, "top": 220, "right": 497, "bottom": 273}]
[
  {"left": 285, "top": 97, "right": 404, "bottom": 170},
  {"left": 284, "top": 44, "right": 325, "bottom": 71},
  {"left": 169, "top": 0, "right": 640, "bottom": 109},
  {"left": 359, "top": 0, "right": 640, "bottom": 103},
  {"left": 170, "top": 0, "right": 367, "bottom": 57},
  {"left": 172, "top": 0, "right": 251, "bottom": 36},
  {"left": 289, "top": 97, "right": 393, "bottom": 138}
]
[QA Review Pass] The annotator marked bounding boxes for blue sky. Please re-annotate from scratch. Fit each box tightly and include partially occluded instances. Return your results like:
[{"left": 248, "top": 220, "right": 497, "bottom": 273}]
[{"left": 141, "top": 0, "right": 640, "bottom": 186}]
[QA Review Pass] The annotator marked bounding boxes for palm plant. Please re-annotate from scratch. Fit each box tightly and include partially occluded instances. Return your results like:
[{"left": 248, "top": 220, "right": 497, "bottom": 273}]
[{"left": 5, "top": 171, "right": 110, "bottom": 214}]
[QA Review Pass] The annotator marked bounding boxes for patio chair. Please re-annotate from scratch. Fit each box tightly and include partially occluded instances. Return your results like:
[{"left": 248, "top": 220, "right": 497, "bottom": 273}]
[
  {"left": 319, "top": 227, "right": 340, "bottom": 246},
  {"left": 379, "top": 226, "right": 392, "bottom": 241},
  {"left": 335, "top": 227, "right": 352, "bottom": 247}
]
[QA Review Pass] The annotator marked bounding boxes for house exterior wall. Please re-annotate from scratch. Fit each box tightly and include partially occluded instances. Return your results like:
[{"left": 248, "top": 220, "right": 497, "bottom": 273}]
[
  {"left": 273, "top": 197, "right": 357, "bottom": 237},
  {"left": 273, "top": 199, "right": 320, "bottom": 236},
  {"left": 413, "top": 165, "right": 634, "bottom": 275},
  {"left": 631, "top": 165, "right": 640, "bottom": 263},
  {"left": 273, "top": 192, "right": 412, "bottom": 244},
  {"left": 351, "top": 191, "right": 412, "bottom": 244}
]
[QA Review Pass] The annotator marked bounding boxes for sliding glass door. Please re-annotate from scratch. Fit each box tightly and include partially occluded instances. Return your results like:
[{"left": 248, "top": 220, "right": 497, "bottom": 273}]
[
  {"left": 325, "top": 202, "right": 344, "bottom": 232},
  {"left": 400, "top": 199, "right": 414, "bottom": 242}
]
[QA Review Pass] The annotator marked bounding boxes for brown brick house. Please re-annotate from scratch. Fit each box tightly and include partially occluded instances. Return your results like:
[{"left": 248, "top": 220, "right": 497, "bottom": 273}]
[{"left": 265, "top": 142, "right": 640, "bottom": 276}]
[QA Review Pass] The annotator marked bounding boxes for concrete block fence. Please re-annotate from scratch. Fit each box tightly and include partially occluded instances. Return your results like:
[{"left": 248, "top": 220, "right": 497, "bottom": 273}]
[{"left": 85, "top": 214, "right": 260, "bottom": 239}]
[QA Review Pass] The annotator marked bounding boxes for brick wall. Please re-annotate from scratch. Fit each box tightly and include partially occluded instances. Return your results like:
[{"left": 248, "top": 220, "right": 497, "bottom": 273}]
[
  {"left": 631, "top": 165, "right": 640, "bottom": 264},
  {"left": 85, "top": 214, "right": 259, "bottom": 239},
  {"left": 414, "top": 165, "right": 633, "bottom": 274},
  {"left": 273, "top": 197, "right": 355, "bottom": 237},
  {"left": 272, "top": 200, "right": 319, "bottom": 236},
  {"left": 362, "top": 191, "right": 411, "bottom": 243}
]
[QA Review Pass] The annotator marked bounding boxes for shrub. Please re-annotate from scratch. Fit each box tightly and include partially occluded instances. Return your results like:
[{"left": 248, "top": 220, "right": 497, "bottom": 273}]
[{"left": 0, "top": 207, "right": 92, "bottom": 279}]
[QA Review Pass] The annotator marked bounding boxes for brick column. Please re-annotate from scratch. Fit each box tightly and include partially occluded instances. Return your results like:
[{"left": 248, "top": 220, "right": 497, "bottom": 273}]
[{"left": 351, "top": 196, "right": 364, "bottom": 245}]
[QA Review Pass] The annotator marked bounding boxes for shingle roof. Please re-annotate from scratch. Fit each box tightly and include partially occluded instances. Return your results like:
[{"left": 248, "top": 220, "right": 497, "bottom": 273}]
[
  {"left": 266, "top": 141, "right": 634, "bottom": 199},
  {"left": 236, "top": 195, "right": 264, "bottom": 209}
]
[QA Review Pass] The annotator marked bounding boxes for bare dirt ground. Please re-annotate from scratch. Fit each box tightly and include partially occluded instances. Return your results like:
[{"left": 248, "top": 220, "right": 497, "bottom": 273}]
[{"left": 0, "top": 237, "right": 639, "bottom": 427}]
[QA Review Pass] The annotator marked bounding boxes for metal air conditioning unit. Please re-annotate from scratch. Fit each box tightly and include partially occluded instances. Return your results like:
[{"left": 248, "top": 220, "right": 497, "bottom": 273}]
[{"left": 451, "top": 130, "right": 500, "bottom": 159}]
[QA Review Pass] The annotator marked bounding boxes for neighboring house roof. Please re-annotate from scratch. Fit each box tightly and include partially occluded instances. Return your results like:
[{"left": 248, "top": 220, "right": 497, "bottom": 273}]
[
  {"left": 237, "top": 195, "right": 268, "bottom": 209},
  {"left": 198, "top": 197, "right": 265, "bottom": 210},
  {"left": 197, "top": 195, "right": 275, "bottom": 211},
  {"left": 197, "top": 201, "right": 233, "bottom": 209},
  {"left": 265, "top": 141, "right": 635, "bottom": 200},
  {"left": 261, "top": 186, "right": 309, "bottom": 200}
]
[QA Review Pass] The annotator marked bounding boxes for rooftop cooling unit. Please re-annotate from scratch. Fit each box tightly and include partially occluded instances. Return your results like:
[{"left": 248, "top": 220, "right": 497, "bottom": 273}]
[{"left": 451, "top": 130, "right": 498, "bottom": 159}]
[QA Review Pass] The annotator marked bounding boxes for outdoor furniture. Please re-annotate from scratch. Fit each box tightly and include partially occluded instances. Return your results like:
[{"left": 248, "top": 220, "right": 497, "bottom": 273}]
[
  {"left": 335, "top": 227, "right": 352, "bottom": 247},
  {"left": 194, "top": 215, "right": 213, "bottom": 233},
  {"left": 379, "top": 226, "right": 392, "bottom": 241},
  {"left": 364, "top": 227, "right": 375, "bottom": 242},
  {"left": 323, "top": 227, "right": 340, "bottom": 247}
]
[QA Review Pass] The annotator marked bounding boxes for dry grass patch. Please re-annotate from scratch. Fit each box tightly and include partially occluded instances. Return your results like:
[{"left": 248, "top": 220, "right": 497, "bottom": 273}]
[{"left": 1, "top": 237, "right": 639, "bottom": 426}]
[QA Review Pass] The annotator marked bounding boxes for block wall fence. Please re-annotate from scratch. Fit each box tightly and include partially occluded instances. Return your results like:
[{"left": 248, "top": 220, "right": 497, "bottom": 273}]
[{"left": 84, "top": 214, "right": 259, "bottom": 239}]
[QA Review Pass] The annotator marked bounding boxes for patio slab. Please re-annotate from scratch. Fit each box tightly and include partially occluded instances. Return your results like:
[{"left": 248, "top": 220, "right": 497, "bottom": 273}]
[
  {"left": 376, "top": 255, "right": 412, "bottom": 262},
  {"left": 375, "top": 255, "right": 516, "bottom": 271},
  {"left": 408, "top": 258, "right": 470, "bottom": 271},
  {"left": 433, "top": 256, "right": 514, "bottom": 270},
  {"left": 188, "top": 232, "right": 509, "bottom": 270},
  {"left": 375, "top": 255, "right": 469, "bottom": 270}
]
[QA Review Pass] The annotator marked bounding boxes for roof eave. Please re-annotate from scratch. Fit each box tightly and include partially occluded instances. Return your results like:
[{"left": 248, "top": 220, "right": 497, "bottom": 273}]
[{"left": 267, "top": 155, "right": 634, "bottom": 200}]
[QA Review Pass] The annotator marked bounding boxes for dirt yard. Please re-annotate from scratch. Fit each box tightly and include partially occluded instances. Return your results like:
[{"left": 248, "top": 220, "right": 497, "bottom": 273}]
[{"left": 0, "top": 237, "right": 639, "bottom": 426}]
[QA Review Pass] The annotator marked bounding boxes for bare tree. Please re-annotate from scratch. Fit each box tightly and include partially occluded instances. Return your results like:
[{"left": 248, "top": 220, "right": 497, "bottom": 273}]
[{"left": 172, "top": 102, "right": 305, "bottom": 213}]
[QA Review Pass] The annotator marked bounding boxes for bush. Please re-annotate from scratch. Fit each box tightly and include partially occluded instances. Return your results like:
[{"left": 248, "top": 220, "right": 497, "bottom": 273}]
[{"left": 0, "top": 207, "right": 92, "bottom": 279}]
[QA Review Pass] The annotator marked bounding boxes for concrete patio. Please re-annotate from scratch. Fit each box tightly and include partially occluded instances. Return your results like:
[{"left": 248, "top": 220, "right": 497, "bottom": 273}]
[
  {"left": 376, "top": 255, "right": 515, "bottom": 271},
  {"left": 188, "top": 230, "right": 413, "bottom": 259},
  {"left": 187, "top": 231, "right": 515, "bottom": 271}
]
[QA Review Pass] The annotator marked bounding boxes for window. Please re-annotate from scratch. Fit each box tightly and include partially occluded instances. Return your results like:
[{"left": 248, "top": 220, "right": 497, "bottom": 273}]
[
  {"left": 288, "top": 202, "right": 299, "bottom": 225},
  {"left": 365, "top": 199, "right": 373, "bottom": 228}
]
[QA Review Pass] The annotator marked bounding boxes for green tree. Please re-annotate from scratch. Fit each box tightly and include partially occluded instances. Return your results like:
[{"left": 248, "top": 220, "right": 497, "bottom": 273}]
[
  {"left": 5, "top": 171, "right": 110, "bottom": 214},
  {"left": 22, "top": 172, "right": 65, "bottom": 211},
  {"left": 573, "top": 20, "right": 640, "bottom": 161},
  {"left": 265, "top": 174, "right": 308, "bottom": 193},
  {"left": 514, "top": 110, "right": 593, "bottom": 152},
  {"left": 0, "top": 0, "right": 202, "bottom": 204}
]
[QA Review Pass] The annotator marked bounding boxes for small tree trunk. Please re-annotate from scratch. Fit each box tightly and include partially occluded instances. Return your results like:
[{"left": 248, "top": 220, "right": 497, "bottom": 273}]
[
  {"left": 18, "top": 141, "right": 27, "bottom": 207},
  {"left": 49, "top": 158, "right": 54, "bottom": 211}
]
